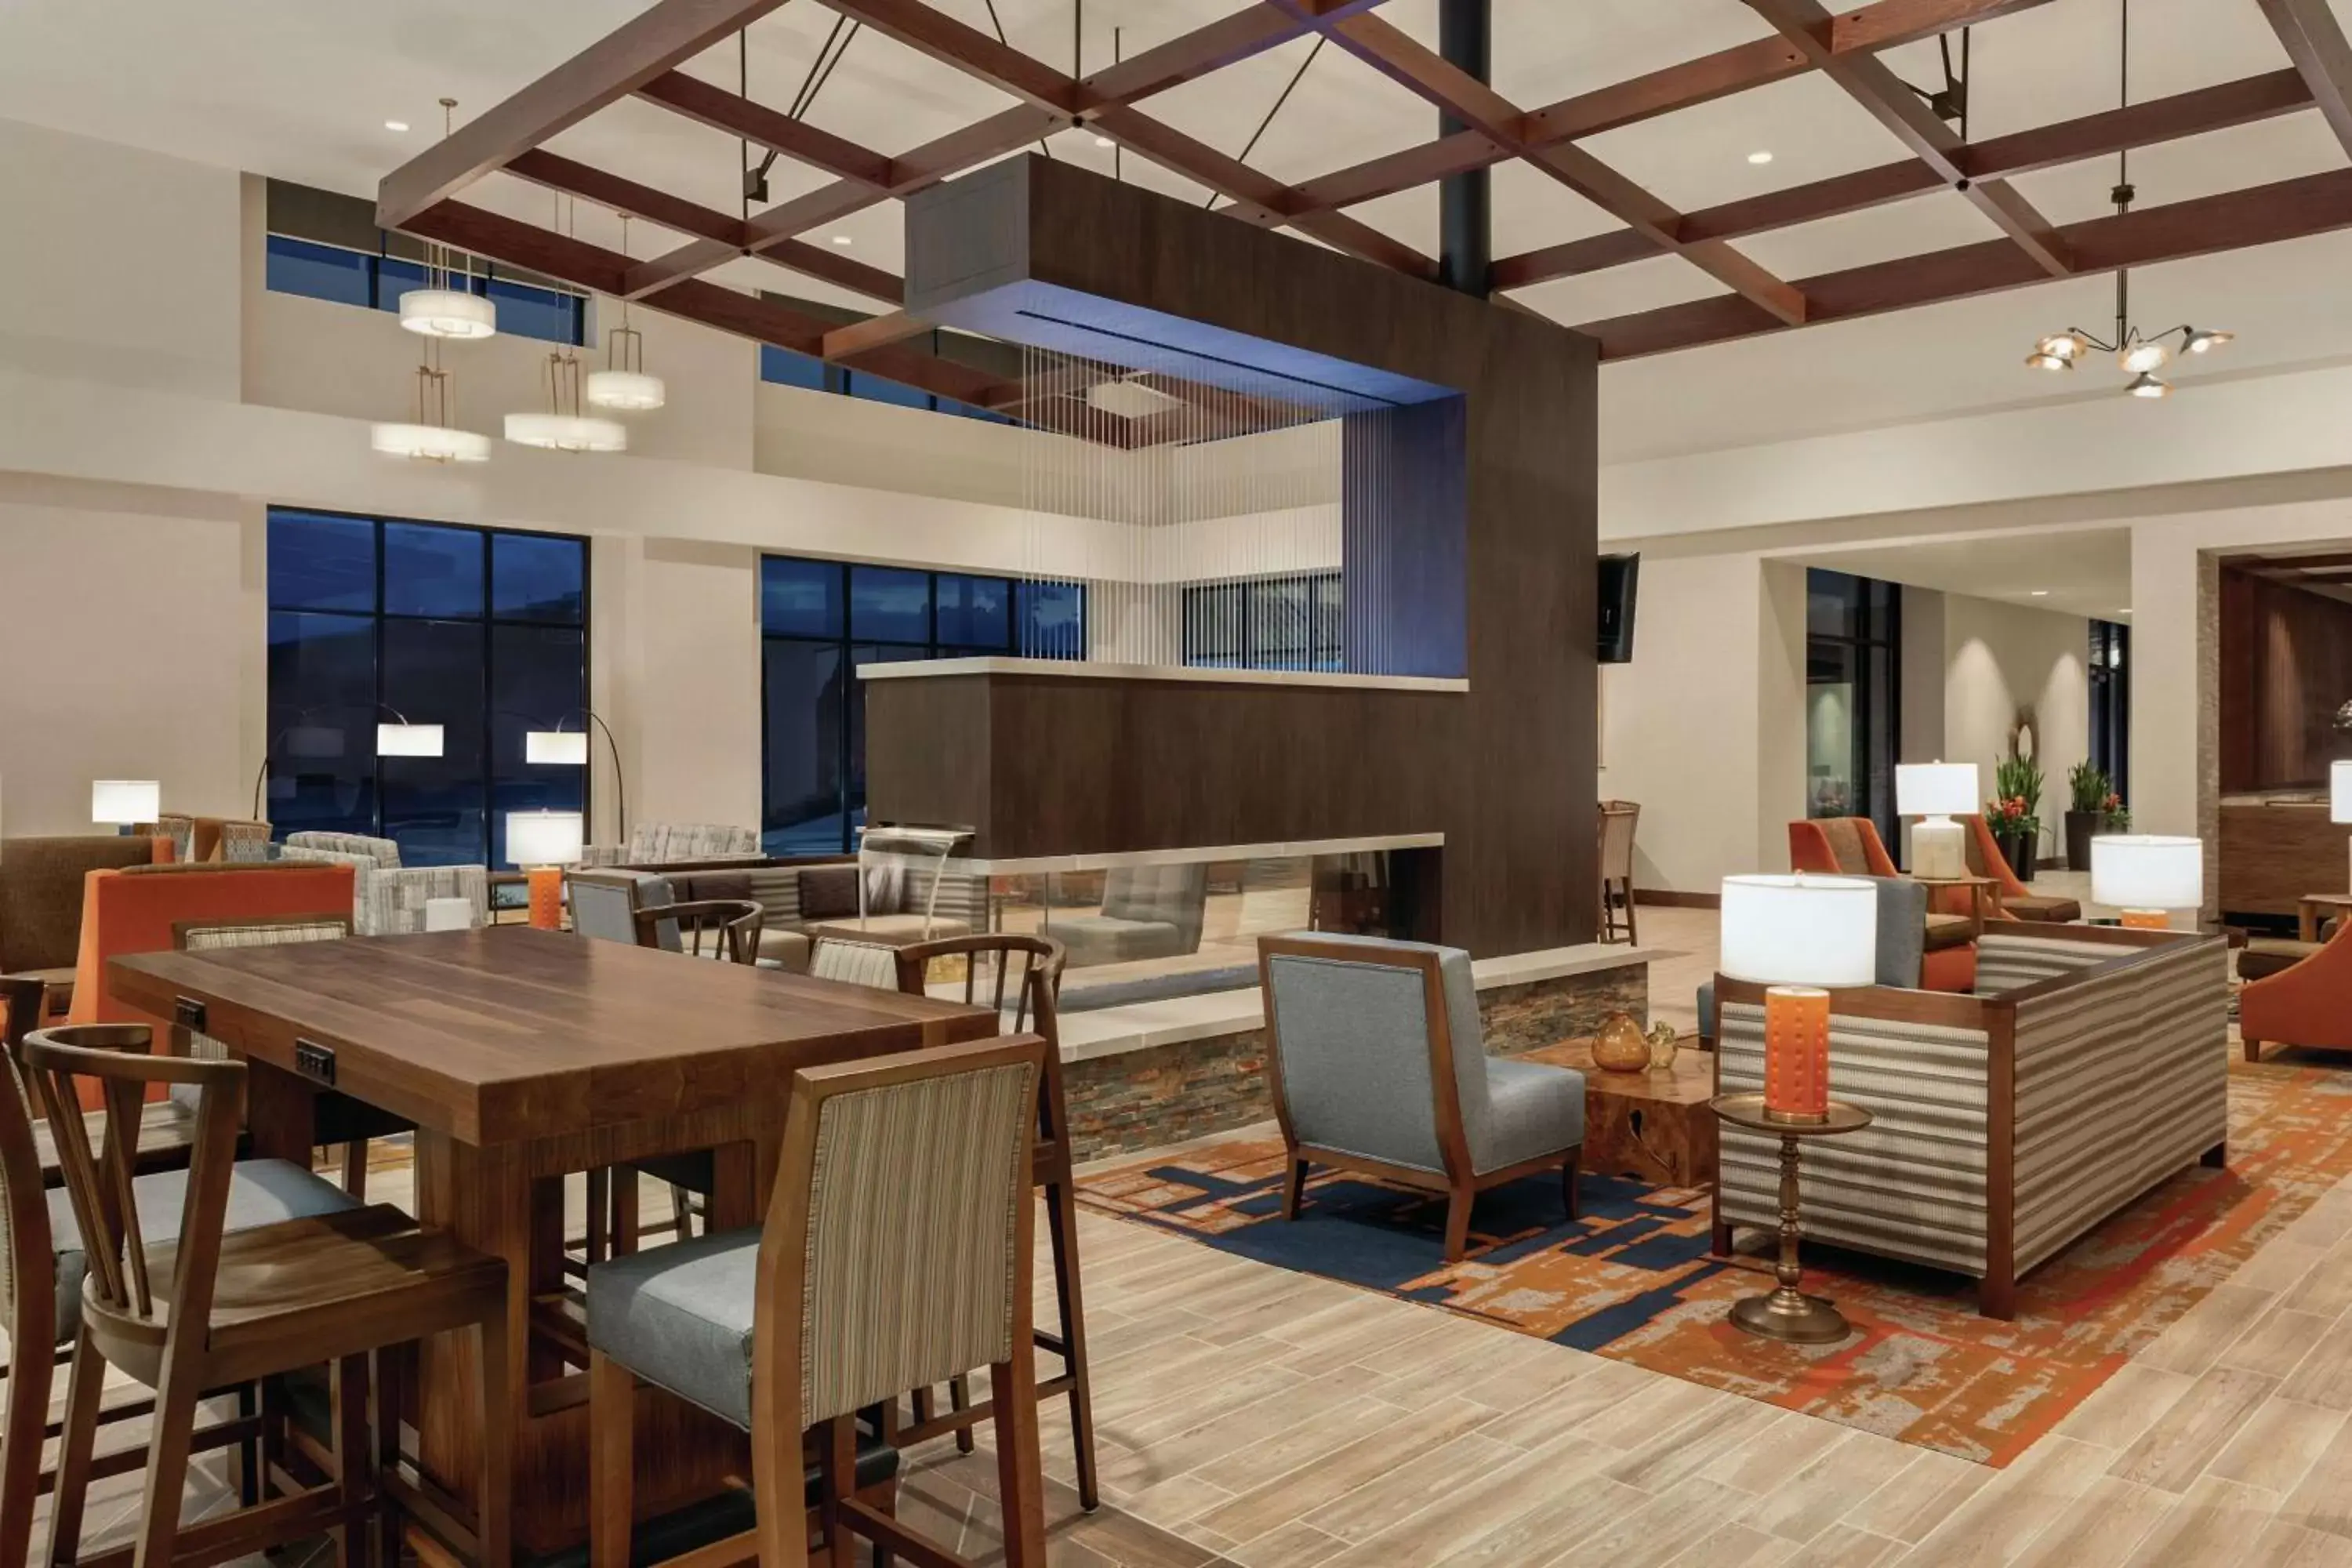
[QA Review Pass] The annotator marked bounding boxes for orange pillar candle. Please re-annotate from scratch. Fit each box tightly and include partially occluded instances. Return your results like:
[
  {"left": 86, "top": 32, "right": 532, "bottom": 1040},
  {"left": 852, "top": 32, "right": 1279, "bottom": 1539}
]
[
  {"left": 528, "top": 866, "right": 565, "bottom": 931},
  {"left": 1762, "top": 985, "right": 1831, "bottom": 1123}
]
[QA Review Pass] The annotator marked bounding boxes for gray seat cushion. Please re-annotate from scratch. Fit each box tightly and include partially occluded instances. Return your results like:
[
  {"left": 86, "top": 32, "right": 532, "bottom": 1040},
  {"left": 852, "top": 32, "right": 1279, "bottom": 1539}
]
[
  {"left": 1479, "top": 1058, "right": 1586, "bottom": 1175},
  {"left": 47, "top": 1157, "right": 361, "bottom": 1341},
  {"left": 586, "top": 1227, "right": 760, "bottom": 1428}
]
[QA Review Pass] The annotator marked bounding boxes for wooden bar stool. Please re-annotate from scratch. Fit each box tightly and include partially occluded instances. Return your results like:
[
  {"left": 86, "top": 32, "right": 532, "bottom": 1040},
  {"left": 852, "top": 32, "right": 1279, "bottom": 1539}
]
[
  {"left": 889, "top": 933, "right": 1099, "bottom": 1512},
  {"left": 23, "top": 1027, "right": 515, "bottom": 1568},
  {"left": 585, "top": 1035, "right": 1051, "bottom": 1568}
]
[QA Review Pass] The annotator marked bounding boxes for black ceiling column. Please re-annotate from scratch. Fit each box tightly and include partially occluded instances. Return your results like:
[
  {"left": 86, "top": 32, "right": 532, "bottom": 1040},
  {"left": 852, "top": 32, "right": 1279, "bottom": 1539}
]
[{"left": 1438, "top": 0, "right": 1491, "bottom": 297}]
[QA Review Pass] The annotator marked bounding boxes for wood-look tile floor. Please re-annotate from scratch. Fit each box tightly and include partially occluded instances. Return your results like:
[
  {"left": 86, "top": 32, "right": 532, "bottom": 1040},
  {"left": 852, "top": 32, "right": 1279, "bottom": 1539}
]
[{"left": 32, "top": 884, "right": 2350, "bottom": 1568}]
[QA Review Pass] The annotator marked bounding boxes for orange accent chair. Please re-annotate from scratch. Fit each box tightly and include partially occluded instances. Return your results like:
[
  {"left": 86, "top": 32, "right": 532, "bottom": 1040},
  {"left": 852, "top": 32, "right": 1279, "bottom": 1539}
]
[
  {"left": 1958, "top": 814, "right": 2082, "bottom": 924},
  {"left": 68, "top": 862, "right": 357, "bottom": 1029},
  {"left": 2241, "top": 926, "right": 2352, "bottom": 1063},
  {"left": 1788, "top": 818, "right": 1976, "bottom": 993}
]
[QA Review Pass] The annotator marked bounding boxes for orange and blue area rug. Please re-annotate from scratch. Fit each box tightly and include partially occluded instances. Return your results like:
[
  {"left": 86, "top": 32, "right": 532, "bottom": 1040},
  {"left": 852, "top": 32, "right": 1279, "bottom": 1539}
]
[{"left": 1076, "top": 1046, "right": 2352, "bottom": 1467}]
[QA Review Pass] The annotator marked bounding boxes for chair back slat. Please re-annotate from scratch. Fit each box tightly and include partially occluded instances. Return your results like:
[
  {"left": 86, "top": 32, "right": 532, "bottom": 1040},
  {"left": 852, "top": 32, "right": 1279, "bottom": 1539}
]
[
  {"left": 754, "top": 1036, "right": 1044, "bottom": 1428},
  {"left": 19, "top": 1026, "right": 245, "bottom": 1333}
]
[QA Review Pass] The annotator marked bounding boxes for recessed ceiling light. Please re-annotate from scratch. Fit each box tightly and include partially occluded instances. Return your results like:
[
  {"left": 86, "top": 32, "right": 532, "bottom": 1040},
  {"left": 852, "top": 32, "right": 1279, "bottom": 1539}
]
[
  {"left": 1747, "top": 150, "right": 1773, "bottom": 165},
  {"left": 2030, "top": 590, "right": 2049, "bottom": 597},
  {"left": 384, "top": 119, "right": 410, "bottom": 132},
  {"left": 829, "top": 234, "right": 854, "bottom": 247},
  {"left": 1094, "top": 135, "right": 1115, "bottom": 148}
]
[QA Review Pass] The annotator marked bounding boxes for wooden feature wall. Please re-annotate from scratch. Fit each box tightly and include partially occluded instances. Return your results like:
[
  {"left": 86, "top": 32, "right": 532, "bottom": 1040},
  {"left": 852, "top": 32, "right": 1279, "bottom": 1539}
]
[
  {"left": 877, "top": 156, "right": 1599, "bottom": 958},
  {"left": 2220, "top": 564, "right": 2352, "bottom": 793}
]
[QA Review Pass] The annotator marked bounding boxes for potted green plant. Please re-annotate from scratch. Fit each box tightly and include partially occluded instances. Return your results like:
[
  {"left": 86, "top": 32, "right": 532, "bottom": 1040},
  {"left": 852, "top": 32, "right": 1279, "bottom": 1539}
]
[
  {"left": 1991, "top": 751, "right": 2044, "bottom": 883},
  {"left": 2065, "top": 761, "right": 2111, "bottom": 872}
]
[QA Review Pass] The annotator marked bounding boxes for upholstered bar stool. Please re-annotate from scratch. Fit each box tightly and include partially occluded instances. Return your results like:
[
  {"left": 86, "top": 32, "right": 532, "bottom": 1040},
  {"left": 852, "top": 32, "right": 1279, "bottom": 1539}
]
[
  {"left": 24, "top": 1029, "right": 514, "bottom": 1568},
  {"left": 889, "top": 932, "right": 1099, "bottom": 1512},
  {"left": 586, "top": 1036, "right": 1051, "bottom": 1568}
]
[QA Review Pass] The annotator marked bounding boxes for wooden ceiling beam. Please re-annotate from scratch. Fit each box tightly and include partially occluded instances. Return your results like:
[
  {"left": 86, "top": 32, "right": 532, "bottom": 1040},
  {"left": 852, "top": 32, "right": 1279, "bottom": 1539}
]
[
  {"left": 821, "top": 310, "right": 932, "bottom": 360},
  {"left": 1267, "top": 2, "right": 1805, "bottom": 323},
  {"left": 632, "top": 69, "right": 894, "bottom": 187},
  {"left": 396, "top": 198, "right": 1013, "bottom": 408},
  {"left": 1577, "top": 165, "right": 2352, "bottom": 358},
  {"left": 1076, "top": 0, "right": 1387, "bottom": 109},
  {"left": 811, "top": 0, "right": 1077, "bottom": 114},
  {"left": 1742, "top": 0, "right": 2072, "bottom": 276},
  {"left": 376, "top": 0, "right": 791, "bottom": 227},
  {"left": 502, "top": 149, "right": 904, "bottom": 304},
  {"left": 1281, "top": 0, "right": 2057, "bottom": 222},
  {"left": 1489, "top": 67, "right": 2310, "bottom": 292},
  {"left": 2256, "top": 0, "right": 2352, "bottom": 158}
]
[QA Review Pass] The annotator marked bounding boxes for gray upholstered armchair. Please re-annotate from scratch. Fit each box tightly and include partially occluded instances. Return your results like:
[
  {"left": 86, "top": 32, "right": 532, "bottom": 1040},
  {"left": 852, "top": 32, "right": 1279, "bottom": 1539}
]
[
  {"left": 1257, "top": 933, "right": 1585, "bottom": 1261},
  {"left": 1055, "top": 863, "right": 1210, "bottom": 967}
]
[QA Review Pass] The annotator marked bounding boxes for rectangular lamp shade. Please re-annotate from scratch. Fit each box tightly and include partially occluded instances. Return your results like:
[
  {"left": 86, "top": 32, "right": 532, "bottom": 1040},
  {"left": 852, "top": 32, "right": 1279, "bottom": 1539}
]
[
  {"left": 2091, "top": 834, "right": 2202, "bottom": 910},
  {"left": 283, "top": 724, "right": 346, "bottom": 760},
  {"left": 525, "top": 729, "right": 589, "bottom": 766},
  {"left": 1896, "top": 762, "right": 1979, "bottom": 818},
  {"left": 506, "top": 809, "right": 584, "bottom": 867},
  {"left": 2334, "top": 760, "right": 2352, "bottom": 823},
  {"left": 1719, "top": 873, "right": 1878, "bottom": 986},
  {"left": 91, "top": 779, "right": 160, "bottom": 826},
  {"left": 377, "top": 722, "right": 444, "bottom": 758}
]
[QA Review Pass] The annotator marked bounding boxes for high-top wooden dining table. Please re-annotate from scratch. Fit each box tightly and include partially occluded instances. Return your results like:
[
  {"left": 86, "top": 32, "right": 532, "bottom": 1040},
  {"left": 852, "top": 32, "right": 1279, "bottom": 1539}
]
[{"left": 111, "top": 926, "right": 997, "bottom": 1557}]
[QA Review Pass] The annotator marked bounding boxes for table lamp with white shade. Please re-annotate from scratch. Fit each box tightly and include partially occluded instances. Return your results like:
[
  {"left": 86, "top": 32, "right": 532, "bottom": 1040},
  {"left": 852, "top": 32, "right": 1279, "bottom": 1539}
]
[
  {"left": 2334, "top": 760, "right": 2352, "bottom": 890},
  {"left": 1719, "top": 874, "right": 1878, "bottom": 1123},
  {"left": 1896, "top": 761, "right": 1979, "bottom": 880},
  {"left": 2090, "top": 834, "right": 2202, "bottom": 930},
  {"left": 91, "top": 779, "right": 161, "bottom": 835},
  {"left": 506, "top": 809, "right": 584, "bottom": 931}
]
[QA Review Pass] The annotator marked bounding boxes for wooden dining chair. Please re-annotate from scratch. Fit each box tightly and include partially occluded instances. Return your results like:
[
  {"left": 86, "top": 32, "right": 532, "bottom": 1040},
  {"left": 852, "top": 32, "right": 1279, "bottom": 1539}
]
[
  {"left": 172, "top": 912, "right": 414, "bottom": 1199},
  {"left": 24, "top": 1027, "right": 514, "bottom": 1568},
  {"left": 0, "top": 1014, "right": 379, "bottom": 1567},
  {"left": 633, "top": 898, "right": 764, "bottom": 964},
  {"left": 889, "top": 933, "right": 1098, "bottom": 1512},
  {"left": 1599, "top": 799, "right": 1641, "bottom": 944},
  {"left": 808, "top": 935, "right": 902, "bottom": 990},
  {"left": 585, "top": 1034, "right": 1051, "bottom": 1568}
]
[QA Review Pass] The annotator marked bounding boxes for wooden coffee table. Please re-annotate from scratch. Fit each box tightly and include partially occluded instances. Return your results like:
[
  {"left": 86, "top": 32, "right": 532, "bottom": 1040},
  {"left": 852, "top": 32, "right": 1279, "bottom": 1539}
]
[
  {"left": 2299, "top": 892, "right": 2352, "bottom": 943},
  {"left": 1549, "top": 1039, "right": 1717, "bottom": 1188}
]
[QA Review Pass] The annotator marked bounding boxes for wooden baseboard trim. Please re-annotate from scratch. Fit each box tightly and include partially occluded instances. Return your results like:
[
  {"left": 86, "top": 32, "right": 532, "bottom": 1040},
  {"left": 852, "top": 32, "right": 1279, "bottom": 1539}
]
[{"left": 1634, "top": 889, "right": 1720, "bottom": 909}]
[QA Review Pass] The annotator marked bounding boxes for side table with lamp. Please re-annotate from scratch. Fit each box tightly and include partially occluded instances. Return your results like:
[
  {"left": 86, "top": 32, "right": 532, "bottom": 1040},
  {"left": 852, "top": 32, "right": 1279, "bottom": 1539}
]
[
  {"left": 1710, "top": 873, "right": 1878, "bottom": 1344},
  {"left": 507, "top": 809, "right": 585, "bottom": 929}
]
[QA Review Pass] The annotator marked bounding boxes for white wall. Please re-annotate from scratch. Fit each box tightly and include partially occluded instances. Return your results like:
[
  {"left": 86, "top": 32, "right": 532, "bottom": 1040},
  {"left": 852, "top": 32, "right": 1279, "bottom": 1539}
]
[
  {"left": 1600, "top": 553, "right": 1806, "bottom": 891},
  {"left": 1941, "top": 597, "right": 2092, "bottom": 863},
  {"left": 0, "top": 480, "right": 257, "bottom": 834}
]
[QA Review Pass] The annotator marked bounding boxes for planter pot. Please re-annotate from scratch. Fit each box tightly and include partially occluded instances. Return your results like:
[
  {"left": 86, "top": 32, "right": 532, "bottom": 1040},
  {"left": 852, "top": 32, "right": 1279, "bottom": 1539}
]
[
  {"left": 2063, "top": 810, "right": 2101, "bottom": 872},
  {"left": 1996, "top": 830, "right": 2038, "bottom": 884}
]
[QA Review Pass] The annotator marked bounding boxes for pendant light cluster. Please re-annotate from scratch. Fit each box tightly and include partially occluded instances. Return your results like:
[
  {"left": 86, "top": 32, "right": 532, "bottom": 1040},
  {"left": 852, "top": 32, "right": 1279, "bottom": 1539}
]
[
  {"left": 372, "top": 106, "right": 662, "bottom": 464},
  {"left": 2022, "top": 0, "right": 2232, "bottom": 399}
]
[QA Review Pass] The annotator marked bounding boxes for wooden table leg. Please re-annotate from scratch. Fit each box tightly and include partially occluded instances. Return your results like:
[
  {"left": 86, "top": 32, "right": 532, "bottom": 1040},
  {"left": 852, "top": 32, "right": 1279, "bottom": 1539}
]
[
  {"left": 2302, "top": 901, "right": 2320, "bottom": 944},
  {"left": 412, "top": 1131, "right": 779, "bottom": 1557},
  {"left": 242, "top": 1059, "right": 319, "bottom": 1164}
]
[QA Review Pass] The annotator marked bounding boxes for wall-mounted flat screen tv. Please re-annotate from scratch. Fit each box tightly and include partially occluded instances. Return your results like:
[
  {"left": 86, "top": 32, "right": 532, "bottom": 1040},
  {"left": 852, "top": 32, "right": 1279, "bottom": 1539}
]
[{"left": 1599, "top": 553, "right": 1639, "bottom": 664}]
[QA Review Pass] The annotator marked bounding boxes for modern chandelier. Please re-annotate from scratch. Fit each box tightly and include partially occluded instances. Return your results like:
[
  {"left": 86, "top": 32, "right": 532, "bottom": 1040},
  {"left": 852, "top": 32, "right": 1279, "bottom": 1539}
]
[
  {"left": 2023, "top": 0, "right": 2230, "bottom": 398},
  {"left": 586, "top": 215, "right": 666, "bottom": 412},
  {"left": 398, "top": 100, "right": 498, "bottom": 341},
  {"left": 507, "top": 348, "right": 627, "bottom": 452},
  {"left": 369, "top": 340, "right": 492, "bottom": 463}
]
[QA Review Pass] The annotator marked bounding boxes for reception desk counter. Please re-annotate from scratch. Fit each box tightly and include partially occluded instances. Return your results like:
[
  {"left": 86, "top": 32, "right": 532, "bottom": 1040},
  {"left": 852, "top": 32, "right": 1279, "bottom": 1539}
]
[{"left": 2221, "top": 792, "right": 2350, "bottom": 920}]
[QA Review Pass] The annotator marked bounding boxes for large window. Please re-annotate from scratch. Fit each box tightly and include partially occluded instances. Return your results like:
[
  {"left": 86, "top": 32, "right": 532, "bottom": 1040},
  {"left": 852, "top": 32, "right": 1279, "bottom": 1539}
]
[
  {"left": 2090, "top": 619, "right": 2131, "bottom": 806},
  {"left": 265, "top": 234, "right": 587, "bottom": 346},
  {"left": 760, "top": 344, "right": 1014, "bottom": 425},
  {"left": 267, "top": 510, "right": 589, "bottom": 867},
  {"left": 1805, "top": 569, "right": 1902, "bottom": 849},
  {"left": 760, "top": 556, "right": 1084, "bottom": 854},
  {"left": 1182, "top": 574, "right": 1343, "bottom": 670}
]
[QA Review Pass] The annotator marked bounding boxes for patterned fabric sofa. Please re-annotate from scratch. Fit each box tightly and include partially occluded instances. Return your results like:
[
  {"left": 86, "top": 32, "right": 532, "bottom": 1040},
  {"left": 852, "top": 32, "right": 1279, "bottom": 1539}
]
[
  {"left": 152, "top": 815, "right": 272, "bottom": 865},
  {"left": 1712, "top": 924, "right": 2228, "bottom": 1319},
  {"left": 655, "top": 859, "right": 987, "bottom": 967},
  {"left": 277, "top": 831, "right": 488, "bottom": 936},
  {"left": 579, "top": 822, "right": 760, "bottom": 869}
]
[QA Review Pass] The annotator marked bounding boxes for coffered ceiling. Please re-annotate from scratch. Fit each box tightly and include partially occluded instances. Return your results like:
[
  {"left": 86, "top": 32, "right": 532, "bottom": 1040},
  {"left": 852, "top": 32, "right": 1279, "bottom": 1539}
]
[{"left": 5, "top": 0, "right": 2351, "bottom": 461}]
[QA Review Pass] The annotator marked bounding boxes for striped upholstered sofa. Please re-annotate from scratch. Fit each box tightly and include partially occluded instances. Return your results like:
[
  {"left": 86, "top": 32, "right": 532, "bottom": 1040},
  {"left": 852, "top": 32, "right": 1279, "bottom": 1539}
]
[{"left": 1712, "top": 924, "right": 2228, "bottom": 1319}]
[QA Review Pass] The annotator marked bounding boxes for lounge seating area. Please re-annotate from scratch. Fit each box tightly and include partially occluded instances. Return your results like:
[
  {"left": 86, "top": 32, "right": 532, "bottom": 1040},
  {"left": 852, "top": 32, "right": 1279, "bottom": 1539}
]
[{"left": 18, "top": 0, "right": 2352, "bottom": 1561}]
